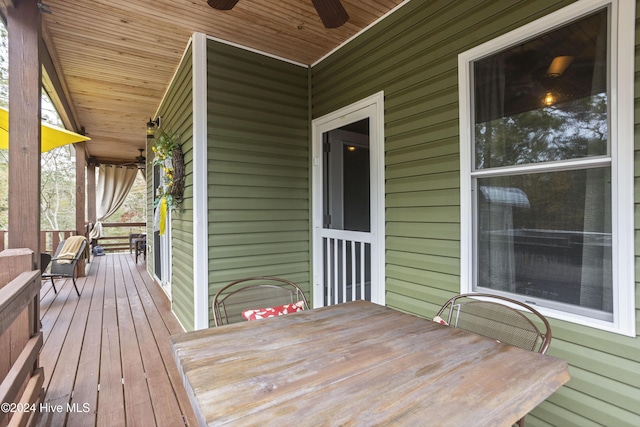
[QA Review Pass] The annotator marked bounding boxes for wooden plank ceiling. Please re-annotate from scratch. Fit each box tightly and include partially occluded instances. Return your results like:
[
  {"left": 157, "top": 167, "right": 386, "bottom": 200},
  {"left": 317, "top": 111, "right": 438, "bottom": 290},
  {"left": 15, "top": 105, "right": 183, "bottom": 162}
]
[{"left": 33, "top": 0, "right": 406, "bottom": 165}]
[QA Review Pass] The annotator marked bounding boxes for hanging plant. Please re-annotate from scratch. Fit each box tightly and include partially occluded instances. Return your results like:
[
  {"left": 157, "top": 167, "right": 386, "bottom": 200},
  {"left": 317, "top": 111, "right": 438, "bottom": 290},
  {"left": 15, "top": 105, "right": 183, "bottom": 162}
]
[{"left": 151, "top": 130, "right": 184, "bottom": 212}]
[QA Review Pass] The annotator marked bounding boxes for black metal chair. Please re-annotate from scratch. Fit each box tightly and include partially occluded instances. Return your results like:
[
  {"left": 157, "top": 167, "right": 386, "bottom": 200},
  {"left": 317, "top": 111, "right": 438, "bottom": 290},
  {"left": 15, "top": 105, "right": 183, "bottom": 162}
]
[
  {"left": 212, "top": 276, "right": 309, "bottom": 326},
  {"left": 434, "top": 293, "right": 552, "bottom": 427},
  {"left": 129, "top": 233, "right": 144, "bottom": 253},
  {"left": 40, "top": 253, "right": 52, "bottom": 274},
  {"left": 42, "top": 237, "right": 88, "bottom": 297},
  {"left": 134, "top": 234, "right": 147, "bottom": 263}
]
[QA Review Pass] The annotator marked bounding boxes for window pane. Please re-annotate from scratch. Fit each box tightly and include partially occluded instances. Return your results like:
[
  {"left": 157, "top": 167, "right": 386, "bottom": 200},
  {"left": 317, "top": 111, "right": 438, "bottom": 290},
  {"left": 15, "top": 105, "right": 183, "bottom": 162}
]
[
  {"left": 476, "top": 168, "right": 612, "bottom": 316},
  {"left": 473, "top": 9, "right": 608, "bottom": 169},
  {"left": 343, "top": 144, "right": 370, "bottom": 232}
]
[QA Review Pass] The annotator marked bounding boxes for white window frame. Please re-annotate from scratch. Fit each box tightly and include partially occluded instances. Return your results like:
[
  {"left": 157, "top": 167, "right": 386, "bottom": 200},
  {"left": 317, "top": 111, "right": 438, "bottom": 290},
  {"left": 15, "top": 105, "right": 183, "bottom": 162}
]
[{"left": 458, "top": 0, "right": 635, "bottom": 336}]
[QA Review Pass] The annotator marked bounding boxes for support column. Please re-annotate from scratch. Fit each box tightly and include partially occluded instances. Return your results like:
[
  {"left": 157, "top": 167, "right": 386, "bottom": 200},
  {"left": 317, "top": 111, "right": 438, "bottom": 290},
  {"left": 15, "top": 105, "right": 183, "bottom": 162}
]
[
  {"left": 75, "top": 143, "right": 86, "bottom": 276},
  {"left": 87, "top": 160, "right": 96, "bottom": 225},
  {"left": 7, "top": 0, "right": 42, "bottom": 265}
]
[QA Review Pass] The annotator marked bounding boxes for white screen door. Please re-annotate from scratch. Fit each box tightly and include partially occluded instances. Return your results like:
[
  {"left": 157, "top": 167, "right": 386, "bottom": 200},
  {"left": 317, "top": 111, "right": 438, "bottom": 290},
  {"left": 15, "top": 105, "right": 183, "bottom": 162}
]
[{"left": 312, "top": 92, "right": 385, "bottom": 307}]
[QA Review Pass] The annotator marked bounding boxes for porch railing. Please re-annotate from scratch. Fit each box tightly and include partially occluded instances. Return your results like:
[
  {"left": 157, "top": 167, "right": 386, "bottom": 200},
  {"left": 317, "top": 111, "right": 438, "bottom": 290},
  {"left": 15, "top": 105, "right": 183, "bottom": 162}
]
[
  {"left": 88, "top": 222, "right": 146, "bottom": 253},
  {"left": 0, "top": 249, "right": 43, "bottom": 427},
  {"left": 0, "top": 230, "right": 77, "bottom": 255},
  {"left": 0, "top": 222, "right": 146, "bottom": 254}
]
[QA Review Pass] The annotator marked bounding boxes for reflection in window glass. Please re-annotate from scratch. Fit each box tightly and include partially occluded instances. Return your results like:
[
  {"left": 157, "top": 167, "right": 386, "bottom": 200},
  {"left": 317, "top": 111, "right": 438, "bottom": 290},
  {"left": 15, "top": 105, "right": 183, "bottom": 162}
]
[
  {"left": 477, "top": 169, "right": 612, "bottom": 319},
  {"left": 470, "top": 8, "right": 616, "bottom": 320},
  {"left": 473, "top": 9, "right": 608, "bottom": 169}
]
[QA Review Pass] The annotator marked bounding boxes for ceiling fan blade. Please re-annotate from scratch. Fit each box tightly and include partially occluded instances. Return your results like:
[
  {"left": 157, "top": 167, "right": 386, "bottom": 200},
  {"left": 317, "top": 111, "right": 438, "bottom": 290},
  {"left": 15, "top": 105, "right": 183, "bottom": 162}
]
[
  {"left": 207, "top": 0, "right": 239, "bottom": 10},
  {"left": 311, "top": 0, "right": 349, "bottom": 28}
]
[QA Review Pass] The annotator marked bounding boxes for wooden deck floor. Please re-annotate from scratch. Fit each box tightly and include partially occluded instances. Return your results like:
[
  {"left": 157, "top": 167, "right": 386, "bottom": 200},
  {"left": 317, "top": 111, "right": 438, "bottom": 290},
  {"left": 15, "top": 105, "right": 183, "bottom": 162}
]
[{"left": 37, "top": 252, "right": 198, "bottom": 427}]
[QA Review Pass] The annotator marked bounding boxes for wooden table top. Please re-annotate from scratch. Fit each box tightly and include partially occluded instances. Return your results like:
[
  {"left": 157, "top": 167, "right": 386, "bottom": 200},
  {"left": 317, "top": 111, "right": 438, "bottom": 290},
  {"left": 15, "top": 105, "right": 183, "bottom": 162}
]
[{"left": 171, "top": 300, "right": 570, "bottom": 426}]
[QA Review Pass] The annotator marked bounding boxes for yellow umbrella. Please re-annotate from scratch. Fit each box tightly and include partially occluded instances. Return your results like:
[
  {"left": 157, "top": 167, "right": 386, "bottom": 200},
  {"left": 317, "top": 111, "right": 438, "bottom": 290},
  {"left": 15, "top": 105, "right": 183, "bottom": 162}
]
[{"left": 0, "top": 107, "right": 90, "bottom": 152}]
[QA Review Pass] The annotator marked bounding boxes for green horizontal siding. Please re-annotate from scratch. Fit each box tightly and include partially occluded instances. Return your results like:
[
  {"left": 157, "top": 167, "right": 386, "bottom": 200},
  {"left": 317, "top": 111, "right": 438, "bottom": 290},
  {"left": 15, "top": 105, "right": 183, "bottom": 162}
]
[
  {"left": 156, "top": 44, "right": 194, "bottom": 330},
  {"left": 206, "top": 39, "right": 310, "bottom": 325},
  {"left": 150, "top": 0, "right": 639, "bottom": 423},
  {"left": 312, "top": 0, "right": 640, "bottom": 425}
]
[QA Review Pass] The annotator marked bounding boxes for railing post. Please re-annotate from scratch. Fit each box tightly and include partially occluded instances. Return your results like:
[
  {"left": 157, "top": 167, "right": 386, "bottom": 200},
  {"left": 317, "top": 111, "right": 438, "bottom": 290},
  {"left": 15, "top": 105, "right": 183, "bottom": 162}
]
[{"left": 0, "top": 248, "right": 43, "bottom": 427}]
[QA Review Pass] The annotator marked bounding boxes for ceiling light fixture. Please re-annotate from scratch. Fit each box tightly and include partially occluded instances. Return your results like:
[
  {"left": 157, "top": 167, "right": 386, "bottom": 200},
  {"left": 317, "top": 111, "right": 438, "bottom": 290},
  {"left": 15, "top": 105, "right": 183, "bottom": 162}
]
[
  {"left": 546, "top": 56, "right": 574, "bottom": 78},
  {"left": 543, "top": 91, "right": 557, "bottom": 107}
]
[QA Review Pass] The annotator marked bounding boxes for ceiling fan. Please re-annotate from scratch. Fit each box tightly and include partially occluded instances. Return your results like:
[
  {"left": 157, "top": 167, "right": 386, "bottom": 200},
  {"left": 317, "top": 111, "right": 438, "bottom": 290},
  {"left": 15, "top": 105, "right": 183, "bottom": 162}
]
[
  {"left": 207, "top": 0, "right": 349, "bottom": 29},
  {"left": 122, "top": 148, "right": 146, "bottom": 170}
]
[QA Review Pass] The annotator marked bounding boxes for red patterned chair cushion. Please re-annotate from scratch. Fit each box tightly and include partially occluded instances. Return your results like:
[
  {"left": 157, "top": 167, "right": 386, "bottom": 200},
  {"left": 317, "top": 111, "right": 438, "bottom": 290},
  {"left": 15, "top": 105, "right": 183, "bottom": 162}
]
[
  {"left": 432, "top": 315, "right": 449, "bottom": 325},
  {"left": 242, "top": 301, "right": 305, "bottom": 321}
]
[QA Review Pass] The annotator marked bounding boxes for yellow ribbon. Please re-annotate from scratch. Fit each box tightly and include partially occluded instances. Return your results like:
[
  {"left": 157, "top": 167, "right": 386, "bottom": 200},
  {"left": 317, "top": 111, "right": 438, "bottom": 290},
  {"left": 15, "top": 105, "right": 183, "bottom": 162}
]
[{"left": 159, "top": 197, "right": 167, "bottom": 236}]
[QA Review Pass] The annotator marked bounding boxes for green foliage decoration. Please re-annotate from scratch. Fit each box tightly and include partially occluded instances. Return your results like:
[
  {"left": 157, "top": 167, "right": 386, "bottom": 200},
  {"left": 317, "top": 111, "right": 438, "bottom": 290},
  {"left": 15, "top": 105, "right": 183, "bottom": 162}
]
[{"left": 151, "top": 130, "right": 184, "bottom": 211}]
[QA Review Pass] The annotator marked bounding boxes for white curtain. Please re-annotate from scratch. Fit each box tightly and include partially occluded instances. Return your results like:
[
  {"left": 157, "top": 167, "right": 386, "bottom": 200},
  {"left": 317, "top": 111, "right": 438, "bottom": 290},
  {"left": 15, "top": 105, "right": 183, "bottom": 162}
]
[
  {"left": 475, "top": 58, "right": 516, "bottom": 292},
  {"left": 89, "top": 164, "right": 138, "bottom": 239}
]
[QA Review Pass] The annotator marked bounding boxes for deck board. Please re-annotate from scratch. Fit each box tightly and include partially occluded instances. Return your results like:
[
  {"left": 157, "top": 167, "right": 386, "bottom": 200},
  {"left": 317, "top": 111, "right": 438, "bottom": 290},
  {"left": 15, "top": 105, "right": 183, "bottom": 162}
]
[
  {"left": 37, "top": 253, "right": 197, "bottom": 426},
  {"left": 38, "top": 264, "right": 96, "bottom": 427},
  {"left": 114, "top": 255, "right": 156, "bottom": 427},
  {"left": 124, "top": 255, "right": 196, "bottom": 427},
  {"left": 97, "top": 254, "right": 126, "bottom": 427},
  {"left": 40, "top": 279, "right": 81, "bottom": 394},
  {"left": 66, "top": 259, "right": 104, "bottom": 427},
  {"left": 118, "top": 256, "right": 186, "bottom": 427}
]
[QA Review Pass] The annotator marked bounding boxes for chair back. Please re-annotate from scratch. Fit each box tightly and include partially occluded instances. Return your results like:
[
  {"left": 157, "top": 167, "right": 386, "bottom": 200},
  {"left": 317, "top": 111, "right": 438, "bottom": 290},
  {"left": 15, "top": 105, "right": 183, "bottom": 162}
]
[
  {"left": 40, "top": 253, "right": 52, "bottom": 274},
  {"left": 129, "top": 233, "right": 144, "bottom": 251},
  {"left": 213, "top": 276, "right": 309, "bottom": 326},
  {"left": 49, "top": 239, "right": 87, "bottom": 276},
  {"left": 435, "top": 293, "right": 551, "bottom": 354}
]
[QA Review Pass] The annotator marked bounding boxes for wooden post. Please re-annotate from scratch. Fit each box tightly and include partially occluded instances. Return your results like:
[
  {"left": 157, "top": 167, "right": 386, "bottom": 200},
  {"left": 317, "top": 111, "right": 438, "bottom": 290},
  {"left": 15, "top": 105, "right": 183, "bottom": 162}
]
[
  {"left": 0, "top": 249, "right": 37, "bottom": 394},
  {"left": 6, "top": 0, "right": 42, "bottom": 263},
  {"left": 75, "top": 143, "right": 86, "bottom": 276},
  {"left": 0, "top": 249, "right": 44, "bottom": 426},
  {"left": 87, "top": 161, "right": 97, "bottom": 225}
]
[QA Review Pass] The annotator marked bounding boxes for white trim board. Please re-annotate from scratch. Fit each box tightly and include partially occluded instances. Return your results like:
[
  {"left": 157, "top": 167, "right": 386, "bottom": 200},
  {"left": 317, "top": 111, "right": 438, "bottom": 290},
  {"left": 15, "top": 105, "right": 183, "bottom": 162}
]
[{"left": 192, "top": 32, "right": 210, "bottom": 330}]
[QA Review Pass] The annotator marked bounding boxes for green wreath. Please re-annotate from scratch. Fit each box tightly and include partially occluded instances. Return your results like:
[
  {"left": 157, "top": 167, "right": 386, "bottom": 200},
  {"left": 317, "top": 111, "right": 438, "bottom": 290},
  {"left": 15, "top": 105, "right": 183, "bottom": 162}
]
[{"left": 151, "top": 130, "right": 184, "bottom": 211}]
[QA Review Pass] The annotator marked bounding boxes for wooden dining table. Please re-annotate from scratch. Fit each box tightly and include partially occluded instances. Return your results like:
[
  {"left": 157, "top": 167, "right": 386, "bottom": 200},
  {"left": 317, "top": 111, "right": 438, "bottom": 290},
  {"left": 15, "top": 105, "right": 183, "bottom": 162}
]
[{"left": 170, "top": 300, "right": 570, "bottom": 426}]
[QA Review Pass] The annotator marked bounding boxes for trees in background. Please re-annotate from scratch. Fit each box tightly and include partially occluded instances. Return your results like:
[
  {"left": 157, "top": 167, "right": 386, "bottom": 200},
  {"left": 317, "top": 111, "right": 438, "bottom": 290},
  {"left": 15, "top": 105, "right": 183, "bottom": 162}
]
[
  {"left": 0, "top": 22, "right": 145, "bottom": 232},
  {"left": 39, "top": 146, "right": 76, "bottom": 230}
]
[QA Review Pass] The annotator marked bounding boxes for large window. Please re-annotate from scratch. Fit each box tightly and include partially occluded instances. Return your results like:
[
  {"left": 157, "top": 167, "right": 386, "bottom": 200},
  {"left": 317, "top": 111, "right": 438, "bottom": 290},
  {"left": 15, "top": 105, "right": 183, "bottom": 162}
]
[{"left": 459, "top": 0, "right": 635, "bottom": 335}]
